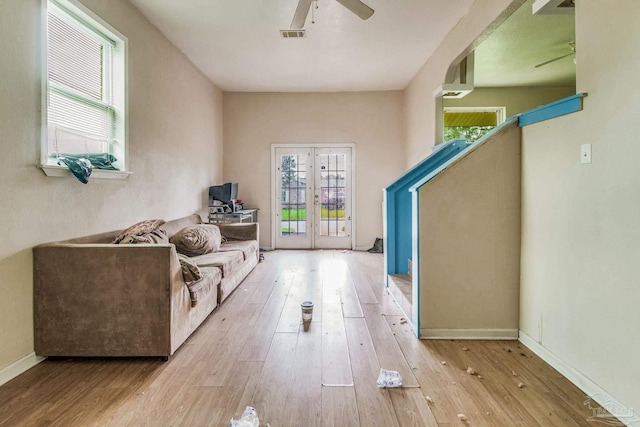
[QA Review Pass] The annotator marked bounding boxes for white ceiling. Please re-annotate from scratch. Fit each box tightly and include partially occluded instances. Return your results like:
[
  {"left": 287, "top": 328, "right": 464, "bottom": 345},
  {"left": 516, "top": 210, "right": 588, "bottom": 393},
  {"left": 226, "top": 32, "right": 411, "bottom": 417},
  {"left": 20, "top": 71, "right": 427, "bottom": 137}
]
[
  {"left": 127, "top": 0, "right": 475, "bottom": 92},
  {"left": 127, "top": 0, "right": 575, "bottom": 92}
]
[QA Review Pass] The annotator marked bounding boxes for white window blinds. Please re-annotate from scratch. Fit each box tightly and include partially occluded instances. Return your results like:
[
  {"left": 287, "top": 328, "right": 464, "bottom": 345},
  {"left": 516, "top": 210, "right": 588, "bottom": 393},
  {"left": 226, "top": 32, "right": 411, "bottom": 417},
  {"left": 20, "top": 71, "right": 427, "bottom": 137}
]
[
  {"left": 46, "top": 2, "right": 115, "bottom": 155},
  {"left": 48, "top": 11, "right": 106, "bottom": 101}
]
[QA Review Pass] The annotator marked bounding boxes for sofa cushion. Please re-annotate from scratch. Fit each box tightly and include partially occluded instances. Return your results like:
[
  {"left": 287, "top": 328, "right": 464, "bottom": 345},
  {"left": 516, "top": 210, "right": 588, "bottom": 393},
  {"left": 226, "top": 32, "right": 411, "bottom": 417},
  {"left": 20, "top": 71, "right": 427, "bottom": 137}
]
[
  {"left": 190, "top": 250, "right": 244, "bottom": 278},
  {"left": 187, "top": 267, "right": 221, "bottom": 307},
  {"left": 218, "top": 240, "right": 259, "bottom": 261},
  {"left": 170, "top": 224, "right": 221, "bottom": 256},
  {"left": 178, "top": 254, "right": 202, "bottom": 283},
  {"left": 113, "top": 219, "right": 165, "bottom": 244}
]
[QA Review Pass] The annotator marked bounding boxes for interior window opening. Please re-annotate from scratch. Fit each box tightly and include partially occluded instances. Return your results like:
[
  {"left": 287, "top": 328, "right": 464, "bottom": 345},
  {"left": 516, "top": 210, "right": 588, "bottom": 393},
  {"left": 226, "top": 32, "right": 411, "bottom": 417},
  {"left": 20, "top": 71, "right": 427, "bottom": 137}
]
[{"left": 443, "top": 107, "right": 505, "bottom": 143}]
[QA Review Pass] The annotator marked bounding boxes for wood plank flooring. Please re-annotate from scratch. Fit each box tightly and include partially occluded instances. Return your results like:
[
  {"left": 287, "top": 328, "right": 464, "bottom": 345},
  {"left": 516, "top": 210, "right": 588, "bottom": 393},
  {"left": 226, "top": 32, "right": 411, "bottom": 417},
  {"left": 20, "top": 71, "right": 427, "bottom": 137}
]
[{"left": 0, "top": 250, "right": 615, "bottom": 426}]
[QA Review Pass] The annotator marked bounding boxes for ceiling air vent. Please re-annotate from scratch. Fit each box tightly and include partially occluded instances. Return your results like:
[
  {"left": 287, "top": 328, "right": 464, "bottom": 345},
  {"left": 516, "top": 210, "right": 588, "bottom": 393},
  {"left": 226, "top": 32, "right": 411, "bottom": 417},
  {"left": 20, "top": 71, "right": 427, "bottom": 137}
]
[{"left": 280, "top": 29, "right": 306, "bottom": 38}]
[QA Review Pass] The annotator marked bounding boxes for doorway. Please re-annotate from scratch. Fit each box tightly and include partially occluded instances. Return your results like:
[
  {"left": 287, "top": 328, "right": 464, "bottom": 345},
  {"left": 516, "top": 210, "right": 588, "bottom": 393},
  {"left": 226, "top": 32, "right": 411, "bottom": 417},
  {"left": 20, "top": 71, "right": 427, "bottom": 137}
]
[{"left": 272, "top": 145, "right": 353, "bottom": 249}]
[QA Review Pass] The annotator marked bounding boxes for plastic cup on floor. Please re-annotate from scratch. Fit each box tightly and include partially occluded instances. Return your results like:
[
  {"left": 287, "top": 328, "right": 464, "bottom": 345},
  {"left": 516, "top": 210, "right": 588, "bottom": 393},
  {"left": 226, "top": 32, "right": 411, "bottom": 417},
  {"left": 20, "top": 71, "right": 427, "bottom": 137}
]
[{"left": 301, "top": 301, "right": 313, "bottom": 331}]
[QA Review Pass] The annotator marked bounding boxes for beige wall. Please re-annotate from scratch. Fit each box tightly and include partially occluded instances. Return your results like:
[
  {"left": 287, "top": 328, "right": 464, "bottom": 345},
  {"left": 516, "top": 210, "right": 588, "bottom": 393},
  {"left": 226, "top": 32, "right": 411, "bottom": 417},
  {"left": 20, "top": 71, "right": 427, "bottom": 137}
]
[
  {"left": 0, "top": 0, "right": 223, "bottom": 373},
  {"left": 223, "top": 92, "right": 405, "bottom": 250},
  {"left": 419, "top": 120, "right": 521, "bottom": 338},
  {"left": 444, "top": 86, "right": 576, "bottom": 117},
  {"left": 404, "top": 0, "right": 524, "bottom": 168},
  {"left": 520, "top": 0, "right": 640, "bottom": 414}
]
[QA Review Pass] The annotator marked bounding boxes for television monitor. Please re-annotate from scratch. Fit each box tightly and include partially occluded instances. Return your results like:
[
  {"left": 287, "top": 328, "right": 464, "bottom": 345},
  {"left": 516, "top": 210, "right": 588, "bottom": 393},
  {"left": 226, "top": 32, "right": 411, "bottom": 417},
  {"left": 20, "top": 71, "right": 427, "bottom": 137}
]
[{"left": 209, "top": 182, "right": 238, "bottom": 207}]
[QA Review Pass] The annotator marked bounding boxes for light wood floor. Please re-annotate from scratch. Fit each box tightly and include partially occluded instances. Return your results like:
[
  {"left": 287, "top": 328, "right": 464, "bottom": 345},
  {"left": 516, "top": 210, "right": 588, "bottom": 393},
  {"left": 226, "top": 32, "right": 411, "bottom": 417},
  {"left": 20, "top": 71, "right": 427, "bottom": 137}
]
[{"left": 0, "top": 250, "right": 609, "bottom": 426}]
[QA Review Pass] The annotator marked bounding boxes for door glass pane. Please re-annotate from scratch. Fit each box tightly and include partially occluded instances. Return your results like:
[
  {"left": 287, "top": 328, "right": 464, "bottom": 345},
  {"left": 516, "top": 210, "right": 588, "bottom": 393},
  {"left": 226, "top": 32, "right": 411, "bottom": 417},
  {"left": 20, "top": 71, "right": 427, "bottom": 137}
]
[
  {"left": 318, "top": 154, "right": 346, "bottom": 237},
  {"left": 280, "top": 154, "right": 307, "bottom": 236}
]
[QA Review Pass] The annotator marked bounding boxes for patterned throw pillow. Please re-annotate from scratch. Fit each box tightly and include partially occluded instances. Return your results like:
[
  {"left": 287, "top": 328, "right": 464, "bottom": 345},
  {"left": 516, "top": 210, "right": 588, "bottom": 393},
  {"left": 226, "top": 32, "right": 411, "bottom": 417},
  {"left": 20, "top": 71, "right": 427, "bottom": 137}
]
[{"left": 113, "top": 219, "right": 165, "bottom": 244}]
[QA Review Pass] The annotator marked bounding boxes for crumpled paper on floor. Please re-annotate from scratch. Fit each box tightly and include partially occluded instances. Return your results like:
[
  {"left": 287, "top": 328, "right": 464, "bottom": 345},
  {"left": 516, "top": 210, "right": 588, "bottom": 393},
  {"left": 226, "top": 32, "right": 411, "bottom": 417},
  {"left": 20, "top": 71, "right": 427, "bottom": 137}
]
[
  {"left": 376, "top": 368, "right": 403, "bottom": 388},
  {"left": 230, "top": 406, "right": 259, "bottom": 427}
]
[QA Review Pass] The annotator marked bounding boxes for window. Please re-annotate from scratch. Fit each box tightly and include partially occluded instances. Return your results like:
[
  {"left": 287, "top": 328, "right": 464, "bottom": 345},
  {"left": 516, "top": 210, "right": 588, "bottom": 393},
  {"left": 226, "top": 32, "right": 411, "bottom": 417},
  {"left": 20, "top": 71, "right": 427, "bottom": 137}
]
[
  {"left": 443, "top": 107, "right": 505, "bottom": 143},
  {"left": 42, "top": 0, "right": 128, "bottom": 178}
]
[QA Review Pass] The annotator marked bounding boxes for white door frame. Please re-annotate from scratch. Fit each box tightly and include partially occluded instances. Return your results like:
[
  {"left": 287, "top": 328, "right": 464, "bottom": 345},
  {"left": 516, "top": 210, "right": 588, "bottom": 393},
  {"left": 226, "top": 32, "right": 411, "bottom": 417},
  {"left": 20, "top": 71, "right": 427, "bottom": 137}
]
[{"left": 271, "top": 143, "right": 356, "bottom": 250}]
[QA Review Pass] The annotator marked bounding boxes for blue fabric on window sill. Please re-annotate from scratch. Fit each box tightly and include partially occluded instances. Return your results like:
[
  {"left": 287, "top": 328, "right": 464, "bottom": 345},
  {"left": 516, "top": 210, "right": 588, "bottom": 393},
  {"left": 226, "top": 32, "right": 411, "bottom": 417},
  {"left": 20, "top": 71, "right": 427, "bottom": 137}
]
[{"left": 52, "top": 153, "right": 119, "bottom": 184}]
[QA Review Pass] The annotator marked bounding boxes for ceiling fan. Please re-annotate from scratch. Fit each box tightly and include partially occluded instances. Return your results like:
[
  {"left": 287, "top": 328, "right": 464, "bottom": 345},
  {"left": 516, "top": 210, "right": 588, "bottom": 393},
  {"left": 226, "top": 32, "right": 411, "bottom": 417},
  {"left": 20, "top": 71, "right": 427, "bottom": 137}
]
[
  {"left": 535, "top": 42, "right": 576, "bottom": 68},
  {"left": 291, "top": 0, "right": 374, "bottom": 29}
]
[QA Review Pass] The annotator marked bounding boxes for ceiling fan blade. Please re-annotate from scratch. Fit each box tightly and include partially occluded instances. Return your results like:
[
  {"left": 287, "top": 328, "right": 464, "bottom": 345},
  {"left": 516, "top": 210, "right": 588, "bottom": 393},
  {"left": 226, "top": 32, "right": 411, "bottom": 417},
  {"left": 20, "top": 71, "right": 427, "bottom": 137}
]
[
  {"left": 336, "top": 0, "right": 375, "bottom": 20},
  {"left": 291, "top": 0, "right": 313, "bottom": 29},
  {"left": 534, "top": 52, "right": 574, "bottom": 68}
]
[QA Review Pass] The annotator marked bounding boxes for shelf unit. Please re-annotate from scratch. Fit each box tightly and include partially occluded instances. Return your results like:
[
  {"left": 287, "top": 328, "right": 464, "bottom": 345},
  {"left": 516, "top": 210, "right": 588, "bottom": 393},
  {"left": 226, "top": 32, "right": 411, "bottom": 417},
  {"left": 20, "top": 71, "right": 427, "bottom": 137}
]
[{"left": 208, "top": 208, "right": 258, "bottom": 224}]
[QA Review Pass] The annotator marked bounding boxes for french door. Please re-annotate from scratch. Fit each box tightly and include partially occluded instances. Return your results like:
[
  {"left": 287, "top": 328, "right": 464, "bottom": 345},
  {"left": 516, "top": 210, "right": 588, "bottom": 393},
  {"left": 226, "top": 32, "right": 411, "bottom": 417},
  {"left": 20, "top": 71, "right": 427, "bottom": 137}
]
[{"left": 273, "top": 146, "right": 353, "bottom": 249}]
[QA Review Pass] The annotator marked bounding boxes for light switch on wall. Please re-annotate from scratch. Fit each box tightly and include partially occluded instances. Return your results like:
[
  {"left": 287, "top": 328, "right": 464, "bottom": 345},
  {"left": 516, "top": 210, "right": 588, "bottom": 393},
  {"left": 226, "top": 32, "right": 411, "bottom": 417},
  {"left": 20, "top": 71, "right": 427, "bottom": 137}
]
[{"left": 581, "top": 144, "right": 592, "bottom": 164}]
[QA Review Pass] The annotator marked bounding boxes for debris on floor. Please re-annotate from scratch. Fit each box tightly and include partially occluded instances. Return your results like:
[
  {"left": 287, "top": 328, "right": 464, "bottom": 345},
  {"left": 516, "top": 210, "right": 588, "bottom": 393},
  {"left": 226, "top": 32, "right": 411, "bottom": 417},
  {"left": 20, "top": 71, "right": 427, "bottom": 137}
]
[
  {"left": 512, "top": 370, "right": 518, "bottom": 376},
  {"left": 462, "top": 347, "right": 469, "bottom": 351},
  {"left": 477, "top": 375, "right": 484, "bottom": 379},
  {"left": 466, "top": 367, "right": 477, "bottom": 376},
  {"left": 458, "top": 413, "right": 468, "bottom": 421},
  {"left": 229, "top": 406, "right": 259, "bottom": 427},
  {"left": 441, "top": 361, "right": 447, "bottom": 365},
  {"left": 425, "top": 396, "right": 433, "bottom": 403},
  {"left": 400, "top": 318, "right": 407, "bottom": 324},
  {"left": 376, "top": 368, "right": 403, "bottom": 388},
  {"left": 517, "top": 382, "right": 526, "bottom": 389}
]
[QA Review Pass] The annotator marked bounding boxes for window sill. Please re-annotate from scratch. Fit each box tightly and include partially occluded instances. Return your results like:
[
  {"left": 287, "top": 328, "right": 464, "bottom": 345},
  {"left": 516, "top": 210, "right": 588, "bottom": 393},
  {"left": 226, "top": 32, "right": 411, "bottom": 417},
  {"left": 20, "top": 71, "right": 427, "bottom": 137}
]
[{"left": 39, "top": 164, "right": 132, "bottom": 180}]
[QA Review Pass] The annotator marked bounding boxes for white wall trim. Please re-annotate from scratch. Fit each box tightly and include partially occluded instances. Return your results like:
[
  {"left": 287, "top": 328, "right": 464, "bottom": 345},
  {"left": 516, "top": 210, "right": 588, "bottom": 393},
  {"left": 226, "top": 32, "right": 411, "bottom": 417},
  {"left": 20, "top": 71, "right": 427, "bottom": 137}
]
[
  {"left": 0, "top": 352, "right": 46, "bottom": 387},
  {"left": 420, "top": 328, "right": 519, "bottom": 340},
  {"left": 519, "top": 331, "right": 639, "bottom": 427},
  {"left": 39, "top": 165, "right": 132, "bottom": 180}
]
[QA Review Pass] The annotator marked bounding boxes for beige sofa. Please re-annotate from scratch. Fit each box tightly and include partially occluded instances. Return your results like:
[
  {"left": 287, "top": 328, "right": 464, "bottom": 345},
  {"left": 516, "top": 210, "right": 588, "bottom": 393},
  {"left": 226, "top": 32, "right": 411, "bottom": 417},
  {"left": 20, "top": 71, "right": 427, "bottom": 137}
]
[{"left": 33, "top": 214, "right": 259, "bottom": 359}]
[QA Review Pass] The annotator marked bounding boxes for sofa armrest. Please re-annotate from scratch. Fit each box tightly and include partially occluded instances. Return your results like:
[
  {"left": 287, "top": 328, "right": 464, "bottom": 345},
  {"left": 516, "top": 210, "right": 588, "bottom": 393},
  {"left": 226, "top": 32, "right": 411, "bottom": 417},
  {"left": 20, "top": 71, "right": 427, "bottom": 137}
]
[
  {"left": 33, "top": 243, "right": 178, "bottom": 357},
  {"left": 217, "top": 222, "right": 259, "bottom": 242}
]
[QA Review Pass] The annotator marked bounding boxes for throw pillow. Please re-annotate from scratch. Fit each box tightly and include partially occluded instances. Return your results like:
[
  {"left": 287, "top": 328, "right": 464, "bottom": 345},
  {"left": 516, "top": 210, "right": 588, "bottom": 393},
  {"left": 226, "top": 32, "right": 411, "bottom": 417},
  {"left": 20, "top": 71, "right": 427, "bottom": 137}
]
[
  {"left": 178, "top": 254, "right": 202, "bottom": 283},
  {"left": 113, "top": 219, "right": 166, "bottom": 244},
  {"left": 170, "top": 224, "right": 222, "bottom": 256}
]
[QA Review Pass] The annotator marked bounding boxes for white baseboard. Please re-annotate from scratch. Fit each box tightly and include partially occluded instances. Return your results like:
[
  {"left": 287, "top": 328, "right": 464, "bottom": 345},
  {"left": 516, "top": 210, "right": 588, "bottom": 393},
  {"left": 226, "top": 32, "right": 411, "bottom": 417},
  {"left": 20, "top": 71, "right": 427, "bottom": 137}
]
[
  {"left": 519, "top": 331, "right": 639, "bottom": 427},
  {"left": 0, "top": 352, "right": 46, "bottom": 387},
  {"left": 420, "top": 328, "right": 519, "bottom": 340}
]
